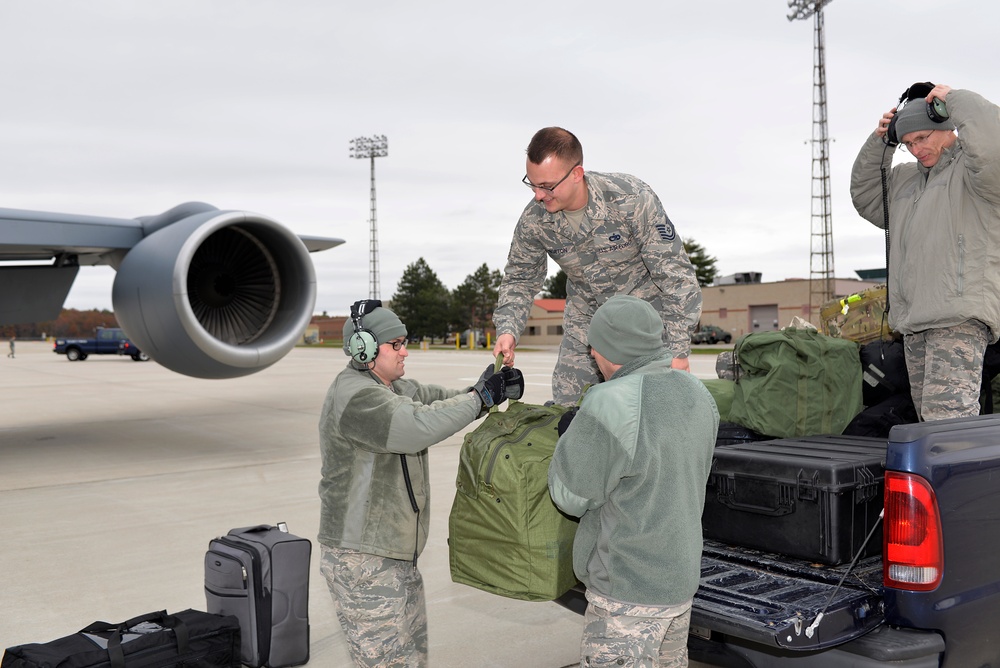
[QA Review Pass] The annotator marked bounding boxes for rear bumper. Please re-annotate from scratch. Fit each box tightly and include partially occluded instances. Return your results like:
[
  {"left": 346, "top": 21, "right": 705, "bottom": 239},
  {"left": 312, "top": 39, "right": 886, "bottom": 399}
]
[{"left": 691, "top": 626, "right": 944, "bottom": 667}]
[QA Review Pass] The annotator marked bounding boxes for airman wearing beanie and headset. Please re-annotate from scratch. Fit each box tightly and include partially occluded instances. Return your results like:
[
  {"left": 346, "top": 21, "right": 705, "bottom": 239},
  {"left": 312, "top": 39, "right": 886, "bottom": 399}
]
[
  {"left": 548, "top": 295, "right": 718, "bottom": 665},
  {"left": 851, "top": 82, "right": 1000, "bottom": 421},
  {"left": 342, "top": 299, "right": 522, "bottom": 407},
  {"left": 320, "top": 299, "right": 524, "bottom": 666}
]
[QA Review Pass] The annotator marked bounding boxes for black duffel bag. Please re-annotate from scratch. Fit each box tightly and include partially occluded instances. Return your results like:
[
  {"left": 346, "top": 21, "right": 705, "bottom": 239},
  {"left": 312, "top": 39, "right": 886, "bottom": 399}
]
[
  {"left": 2, "top": 609, "right": 240, "bottom": 668},
  {"left": 859, "top": 339, "right": 909, "bottom": 408}
]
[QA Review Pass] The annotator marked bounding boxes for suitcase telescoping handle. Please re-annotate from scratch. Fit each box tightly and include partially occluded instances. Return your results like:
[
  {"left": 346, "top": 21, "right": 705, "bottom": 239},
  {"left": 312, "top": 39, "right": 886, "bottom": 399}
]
[
  {"left": 80, "top": 611, "right": 190, "bottom": 668},
  {"left": 230, "top": 523, "right": 289, "bottom": 535}
]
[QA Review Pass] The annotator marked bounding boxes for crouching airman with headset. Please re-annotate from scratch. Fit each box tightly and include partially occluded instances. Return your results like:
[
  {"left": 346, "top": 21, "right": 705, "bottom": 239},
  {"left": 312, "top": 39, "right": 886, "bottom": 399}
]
[
  {"left": 317, "top": 299, "right": 523, "bottom": 667},
  {"left": 851, "top": 82, "right": 1000, "bottom": 421}
]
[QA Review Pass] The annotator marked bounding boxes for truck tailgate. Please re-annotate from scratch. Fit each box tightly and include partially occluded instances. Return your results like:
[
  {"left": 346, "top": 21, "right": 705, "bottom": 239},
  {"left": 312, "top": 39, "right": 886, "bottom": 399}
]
[{"left": 693, "top": 540, "right": 884, "bottom": 651}]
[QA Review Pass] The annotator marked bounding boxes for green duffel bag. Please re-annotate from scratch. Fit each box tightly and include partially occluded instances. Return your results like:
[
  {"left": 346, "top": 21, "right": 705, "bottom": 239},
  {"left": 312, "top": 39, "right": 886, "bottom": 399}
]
[
  {"left": 448, "top": 399, "right": 579, "bottom": 602},
  {"left": 729, "top": 328, "right": 863, "bottom": 438},
  {"left": 701, "top": 378, "right": 736, "bottom": 422}
]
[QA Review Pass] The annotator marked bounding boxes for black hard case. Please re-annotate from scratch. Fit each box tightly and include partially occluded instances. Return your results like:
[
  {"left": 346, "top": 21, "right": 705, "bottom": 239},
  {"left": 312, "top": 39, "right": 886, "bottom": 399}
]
[
  {"left": 716, "top": 421, "right": 770, "bottom": 446},
  {"left": 1, "top": 609, "right": 240, "bottom": 668},
  {"left": 702, "top": 435, "right": 886, "bottom": 565},
  {"left": 205, "top": 525, "right": 311, "bottom": 668}
]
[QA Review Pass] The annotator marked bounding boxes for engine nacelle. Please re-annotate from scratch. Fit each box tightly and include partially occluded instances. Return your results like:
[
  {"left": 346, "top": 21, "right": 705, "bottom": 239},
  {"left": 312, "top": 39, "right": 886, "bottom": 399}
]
[{"left": 112, "top": 207, "right": 317, "bottom": 379}]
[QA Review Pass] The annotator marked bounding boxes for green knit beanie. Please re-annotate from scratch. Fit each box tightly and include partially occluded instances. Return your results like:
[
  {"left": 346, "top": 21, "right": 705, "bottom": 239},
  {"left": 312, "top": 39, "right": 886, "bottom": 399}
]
[
  {"left": 342, "top": 306, "right": 407, "bottom": 356},
  {"left": 587, "top": 295, "right": 664, "bottom": 365}
]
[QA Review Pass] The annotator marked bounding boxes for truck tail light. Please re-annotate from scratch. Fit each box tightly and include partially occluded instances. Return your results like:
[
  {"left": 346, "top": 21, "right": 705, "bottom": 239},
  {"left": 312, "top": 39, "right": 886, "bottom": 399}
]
[{"left": 884, "top": 471, "right": 943, "bottom": 591}]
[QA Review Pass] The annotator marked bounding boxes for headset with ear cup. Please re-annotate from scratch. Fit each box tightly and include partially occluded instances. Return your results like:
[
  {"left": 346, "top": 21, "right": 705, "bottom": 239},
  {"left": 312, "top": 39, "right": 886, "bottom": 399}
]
[
  {"left": 885, "top": 81, "right": 951, "bottom": 146},
  {"left": 348, "top": 299, "right": 383, "bottom": 364}
]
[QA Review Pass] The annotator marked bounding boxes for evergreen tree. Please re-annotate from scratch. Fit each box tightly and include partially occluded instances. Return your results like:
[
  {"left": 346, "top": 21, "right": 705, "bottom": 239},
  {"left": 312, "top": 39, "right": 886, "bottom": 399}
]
[
  {"left": 451, "top": 264, "right": 502, "bottom": 336},
  {"left": 390, "top": 258, "right": 452, "bottom": 342},
  {"left": 541, "top": 270, "right": 567, "bottom": 299},
  {"left": 683, "top": 239, "right": 719, "bottom": 287}
]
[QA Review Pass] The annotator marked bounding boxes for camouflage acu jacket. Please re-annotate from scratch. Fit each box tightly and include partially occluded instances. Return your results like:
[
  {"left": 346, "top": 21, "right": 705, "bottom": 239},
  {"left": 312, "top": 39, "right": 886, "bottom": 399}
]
[{"left": 494, "top": 171, "right": 701, "bottom": 357}]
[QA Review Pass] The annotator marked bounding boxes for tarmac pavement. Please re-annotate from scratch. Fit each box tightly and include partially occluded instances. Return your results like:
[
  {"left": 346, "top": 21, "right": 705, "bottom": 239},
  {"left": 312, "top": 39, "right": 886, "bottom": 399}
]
[{"left": 0, "top": 341, "right": 719, "bottom": 666}]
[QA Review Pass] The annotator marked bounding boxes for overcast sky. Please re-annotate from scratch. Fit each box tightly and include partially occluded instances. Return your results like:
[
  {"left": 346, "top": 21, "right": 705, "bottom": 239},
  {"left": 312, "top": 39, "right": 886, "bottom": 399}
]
[{"left": 2, "top": 0, "right": 997, "bottom": 316}]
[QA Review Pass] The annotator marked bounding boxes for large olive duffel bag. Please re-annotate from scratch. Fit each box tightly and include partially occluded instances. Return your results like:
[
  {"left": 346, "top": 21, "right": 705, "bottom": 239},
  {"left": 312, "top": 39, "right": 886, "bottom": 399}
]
[
  {"left": 729, "top": 328, "right": 863, "bottom": 438},
  {"left": 448, "top": 400, "right": 579, "bottom": 602}
]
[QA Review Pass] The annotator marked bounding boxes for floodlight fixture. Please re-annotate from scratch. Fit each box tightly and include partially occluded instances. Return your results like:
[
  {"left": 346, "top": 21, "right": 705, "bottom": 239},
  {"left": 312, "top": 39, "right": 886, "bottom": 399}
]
[
  {"left": 787, "top": 0, "right": 833, "bottom": 22},
  {"left": 349, "top": 135, "right": 389, "bottom": 160}
]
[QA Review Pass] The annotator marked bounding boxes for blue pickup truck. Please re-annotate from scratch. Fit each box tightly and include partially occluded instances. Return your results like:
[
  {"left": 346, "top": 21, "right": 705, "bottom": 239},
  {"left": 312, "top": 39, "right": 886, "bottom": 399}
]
[
  {"left": 556, "top": 415, "right": 1000, "bottom": 667},
  {"left": 53, "top": 327, "right": 149, "bottom": 362},
  {"left": 685, "top": 415, "right": 1000, "bottom": 667}
]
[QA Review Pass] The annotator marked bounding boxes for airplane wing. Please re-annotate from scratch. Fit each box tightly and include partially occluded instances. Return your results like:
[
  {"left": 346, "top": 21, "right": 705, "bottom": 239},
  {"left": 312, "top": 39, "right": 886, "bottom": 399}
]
[
  {"left": 0, "top": 207, "right": 143, "bottom": 264},
  {"left": 0, "top": 202, "right": 344, "bottom": 379}
]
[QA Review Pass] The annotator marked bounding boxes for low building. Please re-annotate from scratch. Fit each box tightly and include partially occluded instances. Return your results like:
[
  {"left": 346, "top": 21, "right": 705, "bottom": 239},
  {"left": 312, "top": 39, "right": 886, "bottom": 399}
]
[
  {"left": 514, "top": 277, "right": 883, "bottom": 348},
  {"left": 308, "top": 315, "right": 349, "bottom": 344},
  {"left": 518, "top": 298, "right": 565, "bottom": 347},
  {"left": 307, "top": 279, "right": 874, "bottom": 350},
  {"left": 700, "top": 277, "right": 880, "bottom": 340}
]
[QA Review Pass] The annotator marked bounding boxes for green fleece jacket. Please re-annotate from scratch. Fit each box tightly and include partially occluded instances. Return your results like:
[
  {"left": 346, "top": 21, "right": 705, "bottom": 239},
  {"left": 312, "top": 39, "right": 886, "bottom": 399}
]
[
  {"left": 318, "top": 363, "right": 480, "bottom": 561},
  {"left": 548, "top": 353, "right": 718, "bottom": 605}
]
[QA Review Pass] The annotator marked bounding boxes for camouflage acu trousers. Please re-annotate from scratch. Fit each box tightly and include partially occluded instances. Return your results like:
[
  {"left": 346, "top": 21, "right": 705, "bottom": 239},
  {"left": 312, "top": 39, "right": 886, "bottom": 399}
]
[
  {"left": 553, "top": 296, "right": 683, "bottom": 405},
  {"left": 580, "top": 592, "right": 692, "bottom": 667},
  {"left": 320, "top": 544, "right": 428, "bottom": 668},
  {"left": 904, "top": 319, "right": 990, "bottom": 421},
  {"left": 553, "top": 313, "right": 602, "bottom": 406}
]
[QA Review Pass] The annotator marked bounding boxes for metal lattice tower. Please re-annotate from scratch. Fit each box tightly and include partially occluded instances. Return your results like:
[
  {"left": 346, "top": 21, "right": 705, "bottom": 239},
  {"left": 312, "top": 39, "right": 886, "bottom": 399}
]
[
  {"left": 349, "top": 135, "right": 388, "bottom": 300},
  {"left": 788, "top": 1, "right": 835, "bottom": 318}
]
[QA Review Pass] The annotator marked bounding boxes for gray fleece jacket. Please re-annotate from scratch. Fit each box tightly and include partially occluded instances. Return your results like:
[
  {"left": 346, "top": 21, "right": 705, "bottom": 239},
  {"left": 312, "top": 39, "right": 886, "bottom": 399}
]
[
  {"left": 850, "top": 88, "right": 1000, "bottom": 341},
  {"left": 318, "top": 363, "right": 480, "bottom": 561},
  {"left": 548, "top": 353, "right": 719, "bottom": 606}
]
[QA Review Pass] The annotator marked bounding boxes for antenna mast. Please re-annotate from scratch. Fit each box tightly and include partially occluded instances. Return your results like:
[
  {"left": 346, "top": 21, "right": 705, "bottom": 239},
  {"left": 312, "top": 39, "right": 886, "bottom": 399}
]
[{"left": 788, "top": 0, "right": 835, "bottom": 319}]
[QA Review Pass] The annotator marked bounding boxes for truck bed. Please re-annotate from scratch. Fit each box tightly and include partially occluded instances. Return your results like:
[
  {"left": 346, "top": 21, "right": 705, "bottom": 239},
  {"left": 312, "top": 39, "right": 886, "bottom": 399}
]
[{"left": 692, "top": 540, "right": 884, "bottom": 651}]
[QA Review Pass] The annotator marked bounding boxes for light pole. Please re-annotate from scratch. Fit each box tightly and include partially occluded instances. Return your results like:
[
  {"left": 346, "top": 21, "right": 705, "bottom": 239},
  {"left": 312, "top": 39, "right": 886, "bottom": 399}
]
[
  {"left": 788, "top": 0, "right": 835, "bottom": 321},
  {"left": 349, "top": 135, "right": 388, "bottom": 300}
]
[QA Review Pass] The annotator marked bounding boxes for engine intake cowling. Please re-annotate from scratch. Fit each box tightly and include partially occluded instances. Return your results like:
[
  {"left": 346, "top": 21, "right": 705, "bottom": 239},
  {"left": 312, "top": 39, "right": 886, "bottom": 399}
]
[{"left": 112, "top": 208, "right": 316, "bottom": 379}]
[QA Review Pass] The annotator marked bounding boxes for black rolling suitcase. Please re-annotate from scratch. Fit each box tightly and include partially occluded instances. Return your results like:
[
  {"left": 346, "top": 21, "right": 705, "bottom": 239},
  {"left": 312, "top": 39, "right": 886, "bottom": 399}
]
[
  {"left": 1, "top": 609, "right": 240, "bottom": 668},
  {"left": 205, "top": 524, "right": 311, "bottom": 668}
]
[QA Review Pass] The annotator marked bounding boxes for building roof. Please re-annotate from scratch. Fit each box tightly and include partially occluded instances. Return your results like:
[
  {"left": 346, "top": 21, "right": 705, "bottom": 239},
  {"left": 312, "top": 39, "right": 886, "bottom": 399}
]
[
  {"left": 855, "top": 268, "right": 888, "bottom": 281},
  {"left": 534, "top": 298, "right": 566, "bottom": 313}
]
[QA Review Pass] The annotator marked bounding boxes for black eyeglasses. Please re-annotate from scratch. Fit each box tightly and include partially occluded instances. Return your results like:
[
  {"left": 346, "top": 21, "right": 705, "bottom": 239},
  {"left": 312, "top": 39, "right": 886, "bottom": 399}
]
[
  {"left": 386, "top": 338, "right": 407, "bottom": 351},
  {"left": 522, "top": 161, "right": 581, "bottom": 193}
]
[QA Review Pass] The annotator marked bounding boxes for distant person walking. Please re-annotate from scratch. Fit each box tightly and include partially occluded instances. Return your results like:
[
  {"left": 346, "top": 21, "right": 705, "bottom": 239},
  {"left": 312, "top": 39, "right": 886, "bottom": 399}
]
[{"left": 7, "top": 336, "right": 14, "bottom": 358}]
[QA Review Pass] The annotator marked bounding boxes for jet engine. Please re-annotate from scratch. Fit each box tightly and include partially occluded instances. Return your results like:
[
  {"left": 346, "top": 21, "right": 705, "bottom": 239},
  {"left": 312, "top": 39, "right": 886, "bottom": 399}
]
[{"left": 112, "top": 204, "right": 317, "bottom": 379}]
